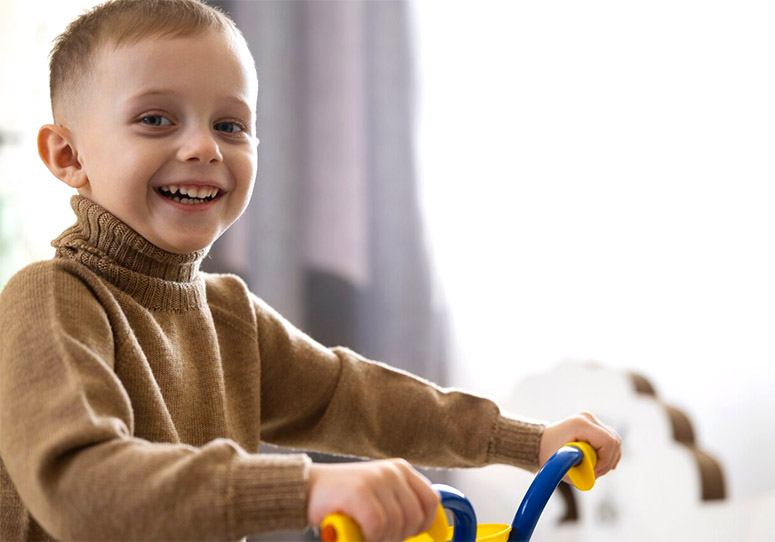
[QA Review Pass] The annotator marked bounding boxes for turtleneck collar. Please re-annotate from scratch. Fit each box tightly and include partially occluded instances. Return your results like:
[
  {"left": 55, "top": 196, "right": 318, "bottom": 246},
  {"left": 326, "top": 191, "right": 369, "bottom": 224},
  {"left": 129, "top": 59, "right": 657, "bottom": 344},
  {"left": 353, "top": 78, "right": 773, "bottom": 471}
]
[{"left": 52, "top": 195, "right": 208, "bottom": 310}]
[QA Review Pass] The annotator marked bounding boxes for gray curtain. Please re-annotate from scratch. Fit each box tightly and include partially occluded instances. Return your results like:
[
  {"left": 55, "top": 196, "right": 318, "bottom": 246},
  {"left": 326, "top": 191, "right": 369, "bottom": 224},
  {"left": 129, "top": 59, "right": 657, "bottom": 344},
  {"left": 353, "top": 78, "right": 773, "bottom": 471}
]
[
  {"left": 204, "top": 0, "right": 448, "bottom": 387},
  {"left": 203, "top": 2, "right": 450, "bottom": 537}
]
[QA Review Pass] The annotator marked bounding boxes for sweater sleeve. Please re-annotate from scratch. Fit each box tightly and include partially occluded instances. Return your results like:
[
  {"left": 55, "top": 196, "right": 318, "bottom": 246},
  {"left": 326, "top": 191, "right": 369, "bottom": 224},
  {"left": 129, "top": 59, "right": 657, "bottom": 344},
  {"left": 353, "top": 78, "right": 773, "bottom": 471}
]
[
  {"left": 253, "top": 295, "right": 545, "bottom": 471},
  {"left": 0, "top": 262, "right": 310, "bottom": 541}
]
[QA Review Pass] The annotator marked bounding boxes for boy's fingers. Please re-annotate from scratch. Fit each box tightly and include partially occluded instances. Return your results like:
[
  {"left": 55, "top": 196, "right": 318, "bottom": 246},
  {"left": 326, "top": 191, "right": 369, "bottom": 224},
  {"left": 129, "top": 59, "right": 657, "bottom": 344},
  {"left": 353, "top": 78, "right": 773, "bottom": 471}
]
[
  {"left": 388, "top": 488, "right": 408, "bottom": 542},
  {"left": 576, "top": 419, "right": 619, "bottom": 476},
  {"left": 579, "top": 411, "right": 618, "bottom": 471},
  {"left": 357, "top": 490, "right": 388, "bottom": 542},
  {"left": 391, "top": 475, "right": 425, "bottom": 538},
  {"left": 600, "top": 431, "right": 622, "bottom": 475},
  {"left": 610, "top": 444, "right": 620, "bottom": 467},
  {"left": 390, "top": 459, "right": 436, "bottom": 536},
  {"left": 371, "top": 486, "right": 402, "bottom": 542},
  {"left": 613, "top": 446, "right": 622, "bottom": 469},
  {"left": 402, "top": 466, "right": 439, "bottom": 534},
  {"left": 395, "top": 486, "right": 425, "bottom": 539},
  {"left": 577, "top": 412, "right": 622, "bottom": 476}
]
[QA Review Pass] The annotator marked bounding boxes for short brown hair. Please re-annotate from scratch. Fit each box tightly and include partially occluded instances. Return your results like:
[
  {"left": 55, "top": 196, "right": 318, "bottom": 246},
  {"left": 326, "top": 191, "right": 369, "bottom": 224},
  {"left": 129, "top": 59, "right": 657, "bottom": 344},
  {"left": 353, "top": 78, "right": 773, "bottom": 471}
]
[{"left": 49, "top": 0, "right": 240, "bottom": 122}]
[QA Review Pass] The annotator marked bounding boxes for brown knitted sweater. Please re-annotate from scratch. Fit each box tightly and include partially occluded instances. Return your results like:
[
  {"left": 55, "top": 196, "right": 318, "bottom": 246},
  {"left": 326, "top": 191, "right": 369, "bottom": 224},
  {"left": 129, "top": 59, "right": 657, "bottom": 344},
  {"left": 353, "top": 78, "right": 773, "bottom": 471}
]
[{"left": 0, "top": 195, "right": 543, "bottom": 541}]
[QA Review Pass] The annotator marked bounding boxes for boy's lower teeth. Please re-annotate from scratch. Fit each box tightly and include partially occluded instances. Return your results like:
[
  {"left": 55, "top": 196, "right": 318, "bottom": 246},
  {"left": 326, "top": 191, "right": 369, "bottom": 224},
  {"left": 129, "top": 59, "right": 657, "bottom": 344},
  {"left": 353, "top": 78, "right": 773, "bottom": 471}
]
[{"left": 168, "top": 194, "right": 209, "bottom": 205}]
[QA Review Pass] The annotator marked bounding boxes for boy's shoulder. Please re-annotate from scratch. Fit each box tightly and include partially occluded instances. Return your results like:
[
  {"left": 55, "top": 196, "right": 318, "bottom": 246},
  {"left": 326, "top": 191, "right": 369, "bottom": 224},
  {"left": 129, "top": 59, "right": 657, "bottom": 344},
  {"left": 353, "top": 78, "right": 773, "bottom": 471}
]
[
  {"left": 201, "top": 270, "right": 257, "bottom": 315},
  {"left": 200, "top": 272, "right": 290, "bottom": 335},
  {"left": 0, "top": 258, "right": 103, "bottom": 307},
  {"left": 2, "top": 258, "right": 89, "bottom": 294},
  {"left": 201, "top": 270, "right": 251, "bottom": 301},
  {"left": 201, "top": 271, "right": 288, "bottom": 319},
  {"left": 0, "top": 259, "right": 117, "bottom": 341}
]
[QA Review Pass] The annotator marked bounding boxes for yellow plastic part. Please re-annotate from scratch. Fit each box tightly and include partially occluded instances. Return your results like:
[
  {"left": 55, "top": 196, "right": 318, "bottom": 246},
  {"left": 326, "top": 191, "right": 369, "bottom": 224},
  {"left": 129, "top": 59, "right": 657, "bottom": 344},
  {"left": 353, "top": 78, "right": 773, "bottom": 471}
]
[
  {"left": 471, "top": 524, "right": 511, "bottom": 542},
  {"left": 425, "top": 504, "right": 450, "bottom": 542},
  {"left": 405, "top": 523, "right": 511, "bottom": 542},
  {"left": 565, "top": 441, "right": 597, "bottom": 491},
  {"left": 321, "top": 504, "right": 449, "bottom": 542},
  {"left": 320, "top": 513, "right": 363, "bottom": 542}
]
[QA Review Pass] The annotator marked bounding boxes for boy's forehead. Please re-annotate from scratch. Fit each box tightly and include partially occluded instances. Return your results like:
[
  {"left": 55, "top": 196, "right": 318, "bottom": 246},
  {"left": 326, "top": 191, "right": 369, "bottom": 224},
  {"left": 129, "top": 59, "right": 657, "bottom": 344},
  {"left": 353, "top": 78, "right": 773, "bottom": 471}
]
[{"left": 92, "top": 29, "right": 258, "bottom": 108}]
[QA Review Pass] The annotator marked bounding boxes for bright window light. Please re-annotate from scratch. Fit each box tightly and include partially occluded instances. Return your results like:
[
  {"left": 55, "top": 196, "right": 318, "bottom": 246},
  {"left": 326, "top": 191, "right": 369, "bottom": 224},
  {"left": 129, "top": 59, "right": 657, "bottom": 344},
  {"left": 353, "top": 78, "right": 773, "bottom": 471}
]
[{"left": 411, "top": 0, "right": 775, "bottom": 497}]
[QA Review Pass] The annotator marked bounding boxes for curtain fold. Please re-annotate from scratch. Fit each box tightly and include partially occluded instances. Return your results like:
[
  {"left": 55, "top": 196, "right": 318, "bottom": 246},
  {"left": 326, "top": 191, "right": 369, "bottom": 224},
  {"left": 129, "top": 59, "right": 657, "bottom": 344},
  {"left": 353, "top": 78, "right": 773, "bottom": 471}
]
[{"left": 205, "top": 0, "right": 447, "bottom": 389}]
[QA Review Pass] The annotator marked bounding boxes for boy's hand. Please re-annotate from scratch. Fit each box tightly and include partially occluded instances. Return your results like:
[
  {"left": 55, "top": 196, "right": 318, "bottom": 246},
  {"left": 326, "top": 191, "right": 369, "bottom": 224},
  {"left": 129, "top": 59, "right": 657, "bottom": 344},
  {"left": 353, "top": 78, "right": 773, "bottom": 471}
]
[
  {"left": 307, "top": 459, "right": 440, "bottom": 541},
  {"left": 539, "top": 411, "right": 622, "bottom": 479}
]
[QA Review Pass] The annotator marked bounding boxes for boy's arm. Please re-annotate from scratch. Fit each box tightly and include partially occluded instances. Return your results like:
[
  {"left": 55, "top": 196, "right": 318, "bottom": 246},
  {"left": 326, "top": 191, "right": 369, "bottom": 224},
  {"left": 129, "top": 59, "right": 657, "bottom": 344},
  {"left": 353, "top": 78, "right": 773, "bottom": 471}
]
[
  {"left": 0, "top": 263, "right": 310, "bottom": 541},
  {"left": 252, "top": 294, "right": 621, "bottom": 540},
  {"left": 253, "top": 294, "right": 544, "bottom": 471}
]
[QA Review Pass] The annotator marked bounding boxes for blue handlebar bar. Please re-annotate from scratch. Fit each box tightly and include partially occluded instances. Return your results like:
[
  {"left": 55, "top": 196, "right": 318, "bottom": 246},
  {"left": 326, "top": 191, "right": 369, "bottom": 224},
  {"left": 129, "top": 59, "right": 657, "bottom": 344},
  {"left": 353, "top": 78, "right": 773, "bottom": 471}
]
[
  {"left": 508, "top": 445, "right": 584, "bottom": 542},
  {"left": 434, "top": 445, "right": 585, "bottom": 542},
  {"left": 434, "top": 485, "right": 478, "bottom": 542}
]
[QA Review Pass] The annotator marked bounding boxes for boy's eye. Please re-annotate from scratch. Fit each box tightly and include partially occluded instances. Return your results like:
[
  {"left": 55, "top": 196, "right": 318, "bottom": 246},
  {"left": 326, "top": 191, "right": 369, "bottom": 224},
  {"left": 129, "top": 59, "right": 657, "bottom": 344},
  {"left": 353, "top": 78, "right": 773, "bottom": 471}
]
[
  {"left": 214, "top": 121, "right": 245, "bottom": 134},
  {"left": 139, "top": 115, "right": 172, "bottom": 127}
]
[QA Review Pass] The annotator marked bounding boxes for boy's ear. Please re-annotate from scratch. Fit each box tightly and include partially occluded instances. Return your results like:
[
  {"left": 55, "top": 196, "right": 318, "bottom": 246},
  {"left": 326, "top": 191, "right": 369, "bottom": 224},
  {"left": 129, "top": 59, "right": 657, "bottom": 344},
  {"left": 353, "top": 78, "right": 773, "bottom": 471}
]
[{"left": 37, "top": 124, "right": 88, "bottom": 189}]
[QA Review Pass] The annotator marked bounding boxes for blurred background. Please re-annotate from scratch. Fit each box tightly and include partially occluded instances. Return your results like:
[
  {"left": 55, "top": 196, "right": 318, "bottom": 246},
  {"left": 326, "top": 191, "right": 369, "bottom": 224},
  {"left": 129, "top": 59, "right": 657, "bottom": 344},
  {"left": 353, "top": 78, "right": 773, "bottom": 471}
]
[{"left": 1, "top": 0, "right": 774, "bottom": 539}]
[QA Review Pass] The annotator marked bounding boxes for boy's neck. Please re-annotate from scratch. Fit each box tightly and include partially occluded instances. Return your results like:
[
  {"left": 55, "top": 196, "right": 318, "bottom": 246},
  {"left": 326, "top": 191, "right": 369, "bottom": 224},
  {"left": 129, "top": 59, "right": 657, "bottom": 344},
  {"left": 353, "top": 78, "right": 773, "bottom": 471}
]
[{"left": 51, "top": 195, "right": 209, "bottom": 310}]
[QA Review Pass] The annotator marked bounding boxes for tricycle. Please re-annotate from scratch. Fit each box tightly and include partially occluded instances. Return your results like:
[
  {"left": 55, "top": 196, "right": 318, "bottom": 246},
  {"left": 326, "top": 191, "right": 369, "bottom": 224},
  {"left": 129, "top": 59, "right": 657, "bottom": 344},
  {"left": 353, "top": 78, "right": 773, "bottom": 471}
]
[{"left": 320, "top": 441, "right": 597, "bottom": 542}]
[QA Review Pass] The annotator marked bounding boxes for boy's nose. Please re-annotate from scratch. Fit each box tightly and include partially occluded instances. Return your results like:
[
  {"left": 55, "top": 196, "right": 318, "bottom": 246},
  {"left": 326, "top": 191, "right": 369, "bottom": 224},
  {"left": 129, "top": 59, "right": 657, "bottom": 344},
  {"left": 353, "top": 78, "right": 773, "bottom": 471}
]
[{"left": 177, "top": 126, "right": 223, "bottom": 164}]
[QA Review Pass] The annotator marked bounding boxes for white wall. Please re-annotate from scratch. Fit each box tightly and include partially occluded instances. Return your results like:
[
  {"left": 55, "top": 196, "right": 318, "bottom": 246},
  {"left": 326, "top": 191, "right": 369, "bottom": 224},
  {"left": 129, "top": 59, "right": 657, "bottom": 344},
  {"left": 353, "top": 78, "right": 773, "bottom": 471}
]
[
  {"left": 411, "top": 0, "right": 775, "bottom": 499},
  {"left": 0, "top": 1, "right": 98, "bottom": 285}
]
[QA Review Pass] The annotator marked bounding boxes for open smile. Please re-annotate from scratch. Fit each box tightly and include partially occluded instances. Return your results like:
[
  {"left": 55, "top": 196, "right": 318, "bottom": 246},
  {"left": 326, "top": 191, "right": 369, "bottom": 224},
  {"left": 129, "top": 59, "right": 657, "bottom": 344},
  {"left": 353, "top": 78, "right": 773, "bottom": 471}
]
[{"left": 154, "top": 183, "right": 225, "bottom": 210}]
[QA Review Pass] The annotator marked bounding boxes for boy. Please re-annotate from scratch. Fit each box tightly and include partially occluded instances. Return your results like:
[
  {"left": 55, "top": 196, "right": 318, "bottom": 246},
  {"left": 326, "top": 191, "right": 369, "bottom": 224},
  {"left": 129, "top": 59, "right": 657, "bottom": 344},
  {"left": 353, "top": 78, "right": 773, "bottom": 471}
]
[{"left": 0, "top": 0, "right": 621, "bottom": 540}]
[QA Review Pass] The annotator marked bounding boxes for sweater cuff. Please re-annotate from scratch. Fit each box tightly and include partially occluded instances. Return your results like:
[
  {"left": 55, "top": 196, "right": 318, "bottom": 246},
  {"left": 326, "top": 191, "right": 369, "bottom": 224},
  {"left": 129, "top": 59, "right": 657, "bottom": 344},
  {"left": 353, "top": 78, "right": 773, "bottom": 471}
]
[
  {"left": 228, "top": 453, "right": 311, "bottom": 539},
  {"left": 487, "top": 416, "right": 545, "bottom": 471}
]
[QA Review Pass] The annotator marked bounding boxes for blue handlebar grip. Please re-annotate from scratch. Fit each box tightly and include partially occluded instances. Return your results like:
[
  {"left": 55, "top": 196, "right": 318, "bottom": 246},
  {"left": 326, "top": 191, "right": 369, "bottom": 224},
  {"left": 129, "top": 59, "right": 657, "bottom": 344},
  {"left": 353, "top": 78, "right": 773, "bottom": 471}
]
[{"left": 507, "top": 446, "right": 584, "bottom": 542}]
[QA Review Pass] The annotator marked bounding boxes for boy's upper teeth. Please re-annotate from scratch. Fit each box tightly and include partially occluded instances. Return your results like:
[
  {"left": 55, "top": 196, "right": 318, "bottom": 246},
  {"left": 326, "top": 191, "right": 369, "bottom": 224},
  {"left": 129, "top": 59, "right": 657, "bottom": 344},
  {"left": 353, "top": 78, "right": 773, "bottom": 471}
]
[{"left": 161, "top": 185, "right": 219, "bottom": 198}]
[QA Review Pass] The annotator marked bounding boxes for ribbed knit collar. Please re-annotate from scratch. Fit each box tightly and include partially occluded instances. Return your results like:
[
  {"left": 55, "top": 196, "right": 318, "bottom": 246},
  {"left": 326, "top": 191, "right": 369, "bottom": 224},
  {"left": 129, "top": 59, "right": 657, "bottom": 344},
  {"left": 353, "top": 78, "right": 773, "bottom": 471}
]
[{"left": 52, "top": 195, "right": 208, "bottom": 310}]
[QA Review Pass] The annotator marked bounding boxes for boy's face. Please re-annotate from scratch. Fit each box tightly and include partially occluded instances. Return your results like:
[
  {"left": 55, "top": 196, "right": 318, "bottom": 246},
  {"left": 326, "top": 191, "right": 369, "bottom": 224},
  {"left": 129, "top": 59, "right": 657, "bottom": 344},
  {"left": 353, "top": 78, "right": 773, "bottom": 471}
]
[{"left": 65, "top": 28, "right": 258, "bottom": 254}]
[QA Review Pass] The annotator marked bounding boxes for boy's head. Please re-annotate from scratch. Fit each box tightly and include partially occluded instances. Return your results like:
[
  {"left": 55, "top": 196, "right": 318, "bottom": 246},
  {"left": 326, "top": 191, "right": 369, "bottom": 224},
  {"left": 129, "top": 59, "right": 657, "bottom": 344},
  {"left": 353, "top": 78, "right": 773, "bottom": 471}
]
[{"left": 39, "top": 0, "right": 259, "bottom": 254}]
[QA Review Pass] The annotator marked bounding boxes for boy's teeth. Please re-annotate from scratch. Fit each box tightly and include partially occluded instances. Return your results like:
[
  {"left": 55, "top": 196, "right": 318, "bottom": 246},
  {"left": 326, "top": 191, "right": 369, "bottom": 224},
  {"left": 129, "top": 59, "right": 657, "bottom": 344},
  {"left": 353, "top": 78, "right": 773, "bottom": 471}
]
[
  {"left": 178, "top": 186, "right": 211, "bottom": 198},
  {"left": 161, "top": 185, "right": 220, "bottom": 198},
  {"left": 159, "top": 184, "right": 220, "bottom": 205}
]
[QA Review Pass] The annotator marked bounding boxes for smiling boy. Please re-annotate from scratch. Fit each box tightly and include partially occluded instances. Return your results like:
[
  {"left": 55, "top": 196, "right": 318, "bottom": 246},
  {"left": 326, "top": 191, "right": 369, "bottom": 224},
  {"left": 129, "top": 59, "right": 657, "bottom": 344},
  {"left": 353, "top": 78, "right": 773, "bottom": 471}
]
[
  {"left": 0, "top": 1, "right": 621, "bottom": 541},
  {"left": 45, "top": 14, "right": 257, "bottom": 253}
]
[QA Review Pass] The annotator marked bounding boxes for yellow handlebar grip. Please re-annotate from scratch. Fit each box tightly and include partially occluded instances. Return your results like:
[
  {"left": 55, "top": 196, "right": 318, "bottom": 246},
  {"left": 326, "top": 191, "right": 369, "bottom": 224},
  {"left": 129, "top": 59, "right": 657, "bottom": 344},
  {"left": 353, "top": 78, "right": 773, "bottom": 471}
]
[
  {"left": 565, "top": 441, "right": 597, "bottom": 491},
  {"left": 320, "top": 513, "right": 363, "bottom": 542},
  {"left": 321, "top": 503, "right": 448, "bottom": 542}
]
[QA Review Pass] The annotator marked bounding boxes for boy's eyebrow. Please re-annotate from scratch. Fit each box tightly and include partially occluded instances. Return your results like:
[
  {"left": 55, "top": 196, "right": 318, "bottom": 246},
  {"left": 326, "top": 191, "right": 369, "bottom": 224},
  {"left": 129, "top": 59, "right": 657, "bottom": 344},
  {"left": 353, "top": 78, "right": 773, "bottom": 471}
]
[{"left": 126, "top": 88, "right": 252, "bottom": 111}]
